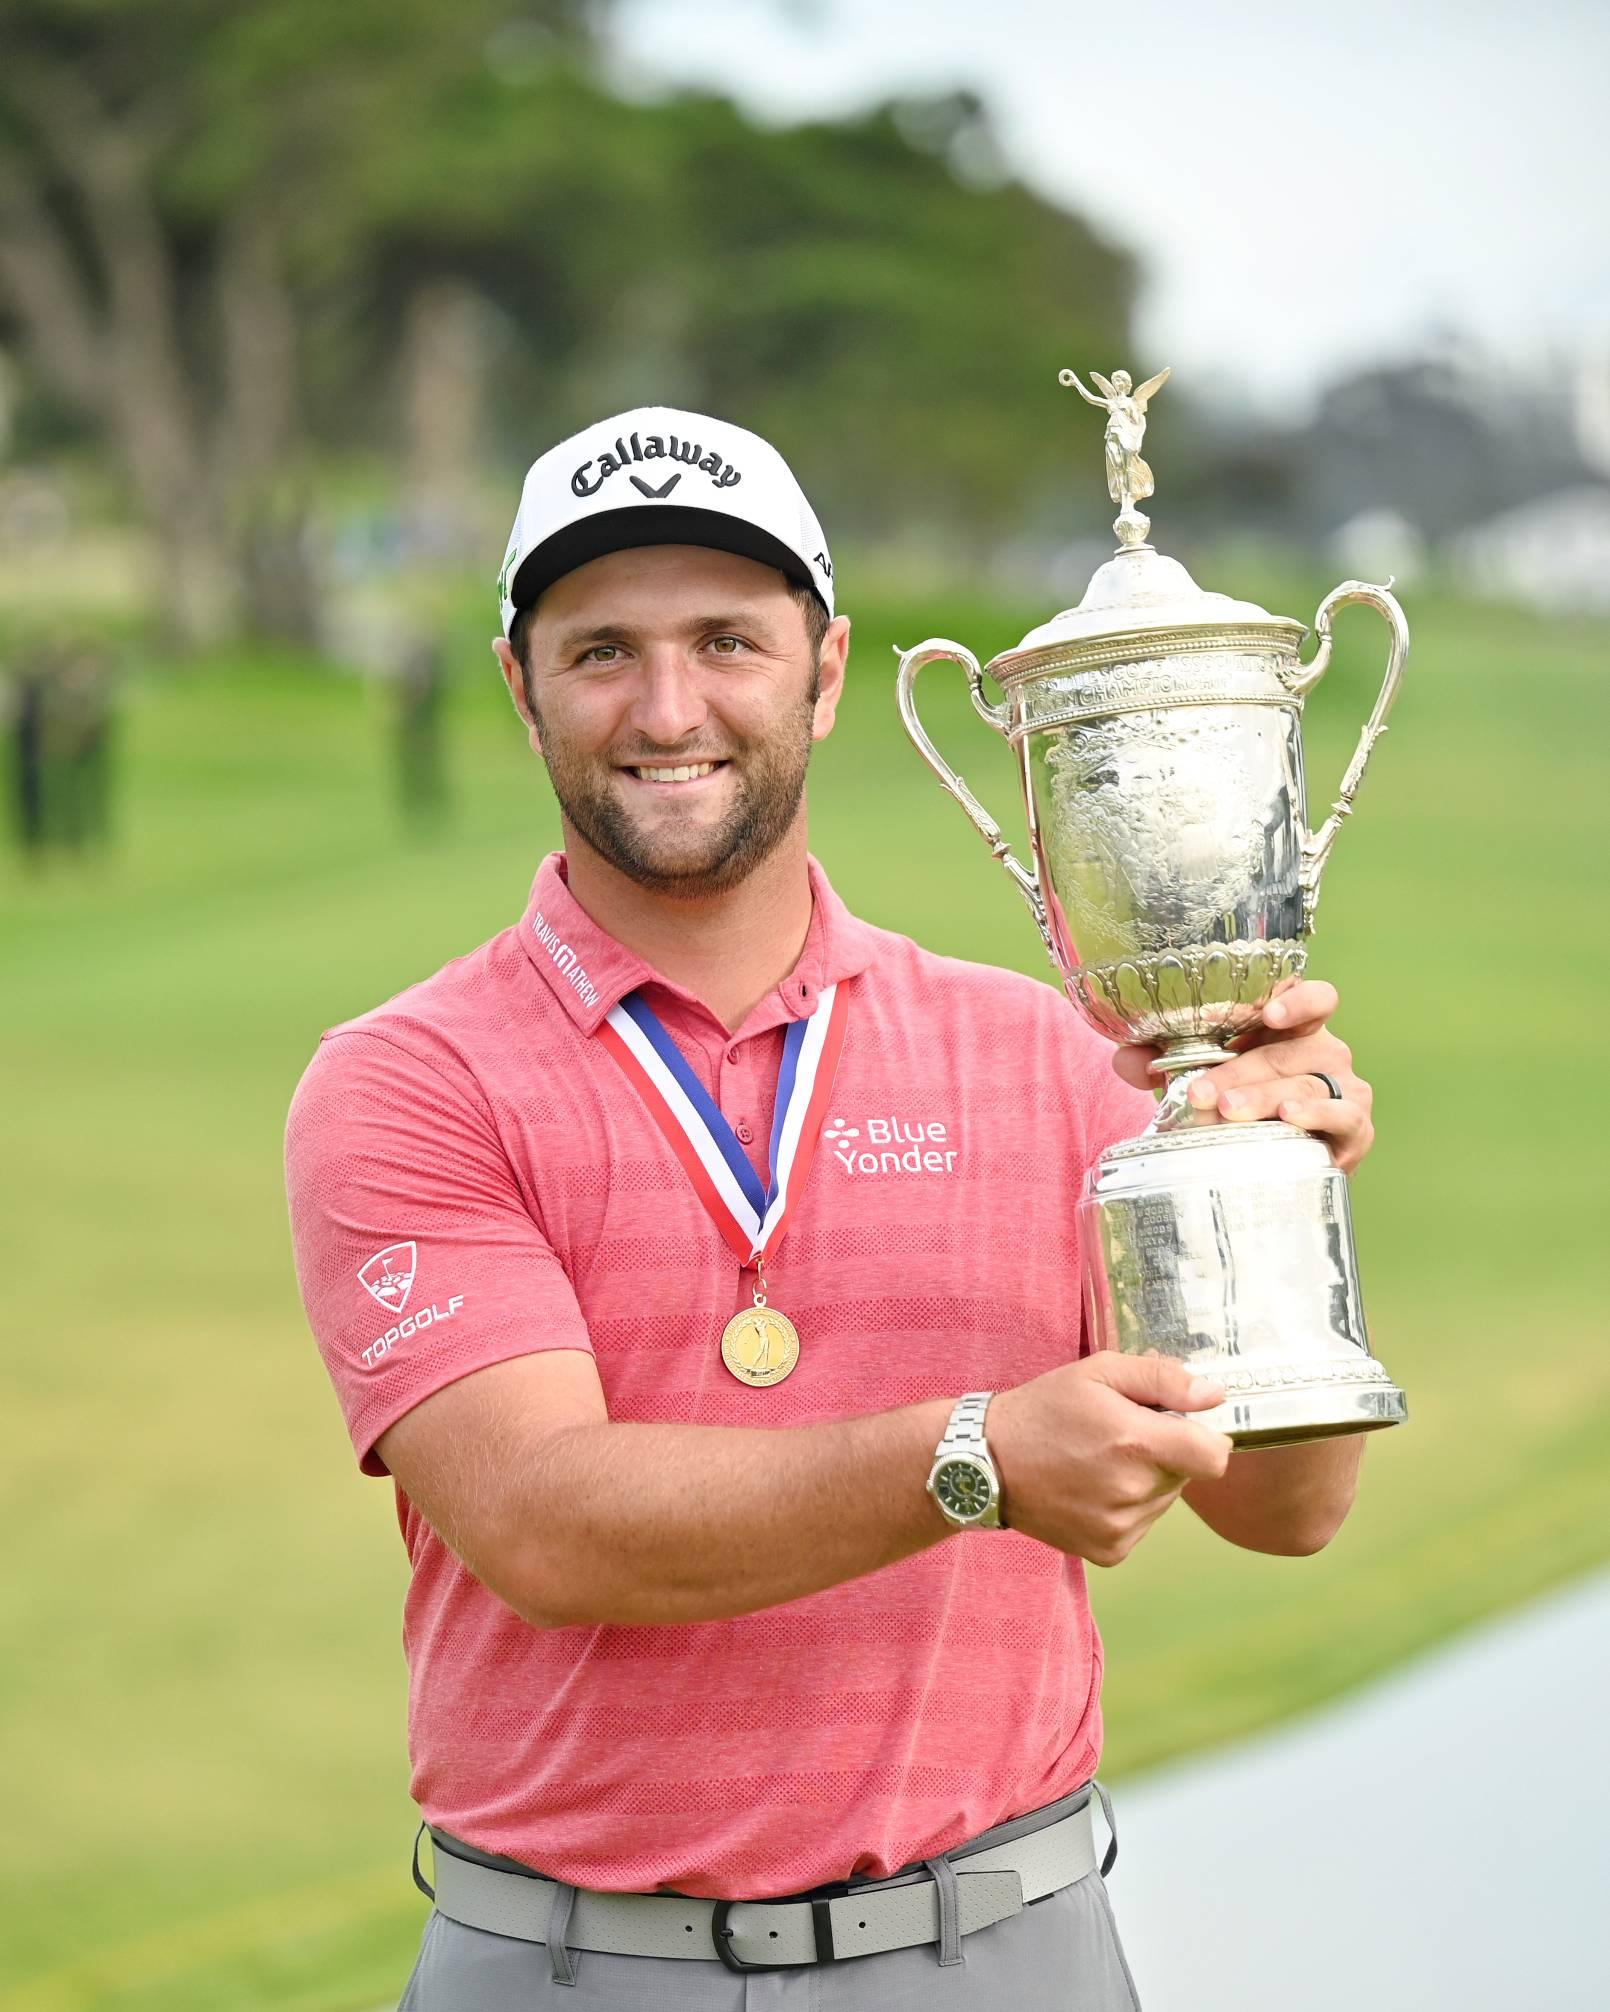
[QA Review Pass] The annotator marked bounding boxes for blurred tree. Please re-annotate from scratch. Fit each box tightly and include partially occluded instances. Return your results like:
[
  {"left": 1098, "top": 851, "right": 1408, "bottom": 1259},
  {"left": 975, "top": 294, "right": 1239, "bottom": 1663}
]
[
  {"left": 664, "top": 88, "right": 1134, "bottom": 543},
  {"left": 345, "top": 70, "right": 1136, "bottom": 556},
  {"left": 0, "top": 0, "right": 593, "bottom": 643}
]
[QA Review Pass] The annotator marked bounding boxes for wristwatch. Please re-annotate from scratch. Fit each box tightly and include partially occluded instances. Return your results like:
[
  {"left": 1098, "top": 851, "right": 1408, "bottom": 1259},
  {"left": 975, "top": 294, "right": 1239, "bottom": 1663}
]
[{"left": 926, "top": 1391, "right": 1003, "bottom": 1529}]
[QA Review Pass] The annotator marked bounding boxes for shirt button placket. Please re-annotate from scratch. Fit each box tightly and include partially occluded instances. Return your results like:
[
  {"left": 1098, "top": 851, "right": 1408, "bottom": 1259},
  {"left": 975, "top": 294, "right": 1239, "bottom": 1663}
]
[{"left": 723, "top": 1041, "right": 756, "bottom": 1153}]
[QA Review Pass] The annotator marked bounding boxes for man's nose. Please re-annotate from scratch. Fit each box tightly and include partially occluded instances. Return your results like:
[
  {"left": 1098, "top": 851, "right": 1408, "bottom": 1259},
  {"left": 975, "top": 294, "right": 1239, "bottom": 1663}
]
[{"left": 628, "top": 650, "right": 709, "bottom": 748}]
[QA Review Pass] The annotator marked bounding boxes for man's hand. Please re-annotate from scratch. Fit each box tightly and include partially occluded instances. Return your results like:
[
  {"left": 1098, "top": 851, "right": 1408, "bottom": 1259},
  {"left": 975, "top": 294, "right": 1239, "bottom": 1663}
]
[
  {"left": 988, "top": 1354, "right": 1231, "bottom": 1567},
  {"left": 1112, "top": 978, "right": 1376, "bottom": 1175}
]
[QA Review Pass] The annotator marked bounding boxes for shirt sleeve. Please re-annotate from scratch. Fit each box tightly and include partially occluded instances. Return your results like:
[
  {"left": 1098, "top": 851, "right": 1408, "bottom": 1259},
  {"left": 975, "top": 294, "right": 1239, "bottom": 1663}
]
[{"left": 284, "top": 1027, "right": 594, "bottom": 1476}]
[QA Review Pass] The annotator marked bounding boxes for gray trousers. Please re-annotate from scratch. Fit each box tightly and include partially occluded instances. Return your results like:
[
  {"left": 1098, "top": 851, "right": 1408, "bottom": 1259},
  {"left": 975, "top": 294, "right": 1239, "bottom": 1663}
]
[{"left": 396, "top": 1833, "right": 1142, "bottom": 2009}]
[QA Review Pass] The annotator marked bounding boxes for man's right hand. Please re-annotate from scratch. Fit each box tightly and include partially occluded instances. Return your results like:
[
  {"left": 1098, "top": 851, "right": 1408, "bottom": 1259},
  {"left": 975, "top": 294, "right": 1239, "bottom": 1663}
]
[{"left": 988, "top": 1354, "right": 1232, "bottom": 1567}]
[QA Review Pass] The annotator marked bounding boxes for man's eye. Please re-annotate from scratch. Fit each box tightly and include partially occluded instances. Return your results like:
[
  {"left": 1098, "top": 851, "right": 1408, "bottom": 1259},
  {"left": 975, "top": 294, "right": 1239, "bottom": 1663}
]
[
  {"left": 580, "top": 644, "right": 622, "bottom": 665},
  {"left": 708, "top": 635, "right": 746, "bottom": 656}
]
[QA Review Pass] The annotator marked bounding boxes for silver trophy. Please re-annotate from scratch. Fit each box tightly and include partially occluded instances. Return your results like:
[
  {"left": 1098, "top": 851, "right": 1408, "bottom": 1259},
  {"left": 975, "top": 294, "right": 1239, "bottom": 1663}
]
[{"left": 897, "top": 367, "right": 1408, "bottom": 1446}]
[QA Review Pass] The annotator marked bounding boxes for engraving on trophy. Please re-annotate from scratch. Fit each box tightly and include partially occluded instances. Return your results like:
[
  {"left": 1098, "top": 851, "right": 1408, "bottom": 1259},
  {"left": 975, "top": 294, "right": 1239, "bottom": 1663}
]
[
  {"left": 1041, "top": 710, "right": 1290, "bottom": 958},
  {"left": 1012, "top": 652, "right": 1296, "bottom": 731},
  {"left": 1093, "top": 1156, "right": 1369, "bottom": 1366},
  {"left": 1024, "top": 691, "right": 1310, "bottom": 1055},
  {"left": 1004, "top": 626, "right": 1308, "bottom": 688}
]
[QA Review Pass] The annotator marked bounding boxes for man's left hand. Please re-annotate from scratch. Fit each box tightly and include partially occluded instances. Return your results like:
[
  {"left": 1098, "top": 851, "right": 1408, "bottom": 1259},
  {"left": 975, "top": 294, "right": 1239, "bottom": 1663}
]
[{"left": 1112, "top": 979, "right": 1375, "bottom": 1176}]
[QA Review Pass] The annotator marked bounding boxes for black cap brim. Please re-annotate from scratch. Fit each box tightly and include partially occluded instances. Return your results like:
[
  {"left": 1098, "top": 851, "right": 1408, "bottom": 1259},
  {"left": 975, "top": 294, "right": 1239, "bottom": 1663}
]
[{"left": 508, "top": 506, "right": 826, "bottom": 623}]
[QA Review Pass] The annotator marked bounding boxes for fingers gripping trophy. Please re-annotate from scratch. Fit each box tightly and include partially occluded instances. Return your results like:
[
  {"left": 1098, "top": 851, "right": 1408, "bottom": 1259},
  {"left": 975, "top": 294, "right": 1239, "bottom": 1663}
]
[{"left": 897, "top": 367, "right": 1410, "bottom": 1445}]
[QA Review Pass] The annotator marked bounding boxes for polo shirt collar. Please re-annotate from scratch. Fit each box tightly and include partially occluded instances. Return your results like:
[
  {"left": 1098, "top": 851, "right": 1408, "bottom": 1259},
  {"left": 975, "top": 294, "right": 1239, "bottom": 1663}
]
[
  {"left": 517, "top": 851, "right": 879, "bottom": 1037},
  {"left": 518, "top": 854, "right": 653, "bottom": 1033}
]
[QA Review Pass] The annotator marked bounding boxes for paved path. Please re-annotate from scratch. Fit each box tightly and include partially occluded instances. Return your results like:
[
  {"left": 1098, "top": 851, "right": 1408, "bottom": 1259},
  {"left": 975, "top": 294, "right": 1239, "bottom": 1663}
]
[{"left": 1110, "top": 1567, "right": 1610, "bottom": 2010}]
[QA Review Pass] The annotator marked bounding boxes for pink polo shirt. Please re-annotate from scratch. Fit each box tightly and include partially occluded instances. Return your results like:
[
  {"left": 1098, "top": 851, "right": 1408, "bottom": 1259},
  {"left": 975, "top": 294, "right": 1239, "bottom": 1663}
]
[{"left": 285, "top": 852, "right": 1152, "bottom": 1899}]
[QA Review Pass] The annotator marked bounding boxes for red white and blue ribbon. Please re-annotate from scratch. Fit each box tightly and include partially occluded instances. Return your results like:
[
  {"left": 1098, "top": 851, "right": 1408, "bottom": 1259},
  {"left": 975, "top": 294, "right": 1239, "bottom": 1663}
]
[{"left": 597, "top": 981, "right": 850, "bottom": 1266}]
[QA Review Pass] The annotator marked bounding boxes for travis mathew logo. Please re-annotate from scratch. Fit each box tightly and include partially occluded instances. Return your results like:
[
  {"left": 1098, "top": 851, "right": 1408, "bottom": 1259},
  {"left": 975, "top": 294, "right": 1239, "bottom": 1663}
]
[
  {"left": 531, "top": 909, "right": 602, "bottom": 1007},
  {"left": 824, "top": 1115, "right": 958, "bottom": 1177},
  {"left": 358, "top": 1242, "right": 417, "bottom": 1313},
  {"left": 571, "top": 431, "right": 742, "bottom": 500}
]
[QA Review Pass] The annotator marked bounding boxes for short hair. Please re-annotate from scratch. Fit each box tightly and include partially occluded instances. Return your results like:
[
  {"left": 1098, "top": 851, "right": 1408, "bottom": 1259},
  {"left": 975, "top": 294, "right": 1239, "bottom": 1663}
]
[{"left": 510, "top": 573, "right": 828, "bottom": 711}]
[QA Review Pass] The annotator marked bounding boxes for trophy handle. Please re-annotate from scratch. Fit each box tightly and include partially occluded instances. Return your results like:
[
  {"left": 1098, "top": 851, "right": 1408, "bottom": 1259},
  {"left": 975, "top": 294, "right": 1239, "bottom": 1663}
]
[
  {"left": 895, "top": 638, "right": 1052, "bottom": 954},
  {"left": 1292, "top": 580, "right": 1409, "bottom": 928}
]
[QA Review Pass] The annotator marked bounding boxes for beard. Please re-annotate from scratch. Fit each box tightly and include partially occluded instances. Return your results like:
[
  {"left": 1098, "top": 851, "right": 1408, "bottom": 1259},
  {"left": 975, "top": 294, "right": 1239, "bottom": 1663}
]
[{"left": 531, "top": 673, "right": 818, "bottom": 898}]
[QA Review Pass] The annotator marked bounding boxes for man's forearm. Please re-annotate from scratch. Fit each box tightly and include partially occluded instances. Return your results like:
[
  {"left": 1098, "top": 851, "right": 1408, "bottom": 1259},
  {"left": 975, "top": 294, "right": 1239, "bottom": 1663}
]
[
  {"left": 1184, "top": 1435, "right": 1364, "bottom": 1555},
  {"left": 509, "top": 1397, "right": 959, "bottom": 1627}
]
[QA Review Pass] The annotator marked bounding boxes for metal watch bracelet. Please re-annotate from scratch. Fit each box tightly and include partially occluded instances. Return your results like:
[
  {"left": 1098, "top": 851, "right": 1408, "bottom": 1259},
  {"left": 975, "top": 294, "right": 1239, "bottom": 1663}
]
[{"left": 928, "top": 1391, "right": 1003, "bottom": 1529}]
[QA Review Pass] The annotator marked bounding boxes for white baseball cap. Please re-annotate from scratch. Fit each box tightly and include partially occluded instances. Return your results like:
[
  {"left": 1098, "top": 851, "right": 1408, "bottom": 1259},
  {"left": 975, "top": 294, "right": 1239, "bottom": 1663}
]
[{"left": 497, "top": 405, "right": 834, "bottom": 635}]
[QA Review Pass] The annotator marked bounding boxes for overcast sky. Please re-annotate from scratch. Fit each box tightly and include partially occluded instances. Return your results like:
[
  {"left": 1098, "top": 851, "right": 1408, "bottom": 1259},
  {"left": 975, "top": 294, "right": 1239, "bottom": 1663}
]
[{"left": 611, "top": 0, "right": 1610, "bottom": 415}]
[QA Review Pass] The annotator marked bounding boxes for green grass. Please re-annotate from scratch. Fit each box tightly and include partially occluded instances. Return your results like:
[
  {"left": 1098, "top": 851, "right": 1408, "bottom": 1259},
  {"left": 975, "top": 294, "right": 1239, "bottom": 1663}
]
[{"left": 3, "top": 574, "right": 1607, "bottom": 2010}]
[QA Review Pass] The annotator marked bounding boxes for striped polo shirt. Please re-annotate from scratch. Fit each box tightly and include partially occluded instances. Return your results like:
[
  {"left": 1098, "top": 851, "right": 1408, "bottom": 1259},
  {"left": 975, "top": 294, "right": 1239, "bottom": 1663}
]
[{"left": 284, "top": 851, "right": 1152, "bottom": 1899}]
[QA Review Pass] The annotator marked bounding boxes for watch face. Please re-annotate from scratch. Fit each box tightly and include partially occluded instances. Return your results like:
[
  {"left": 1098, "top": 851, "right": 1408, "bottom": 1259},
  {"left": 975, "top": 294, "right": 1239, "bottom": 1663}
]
[{"left": 935, "top": 1458, "right": 993, "bottom": 1522}]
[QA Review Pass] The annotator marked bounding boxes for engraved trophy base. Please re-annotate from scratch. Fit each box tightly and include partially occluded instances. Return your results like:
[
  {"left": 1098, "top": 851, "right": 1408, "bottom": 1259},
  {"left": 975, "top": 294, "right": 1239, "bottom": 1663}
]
[{"left": 1078, "top": 1121, "right": 1407, "bottom": 1448}]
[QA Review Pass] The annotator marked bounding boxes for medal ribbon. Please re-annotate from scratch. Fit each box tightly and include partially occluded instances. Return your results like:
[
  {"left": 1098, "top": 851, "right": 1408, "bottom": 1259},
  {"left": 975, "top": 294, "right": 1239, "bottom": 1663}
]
[{"left": 597, "top": 981, "right": 851, "bottom": 1266}]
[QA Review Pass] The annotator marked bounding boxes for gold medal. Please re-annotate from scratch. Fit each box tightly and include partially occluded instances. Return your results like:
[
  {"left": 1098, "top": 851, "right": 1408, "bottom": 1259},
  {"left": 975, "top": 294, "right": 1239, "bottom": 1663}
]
[
  {"left": 721, "top": 1303, "right": 800, "bottom": 1386},
  {"left": 721, "top": 1252, "right": 799, "bottom": 1386}
]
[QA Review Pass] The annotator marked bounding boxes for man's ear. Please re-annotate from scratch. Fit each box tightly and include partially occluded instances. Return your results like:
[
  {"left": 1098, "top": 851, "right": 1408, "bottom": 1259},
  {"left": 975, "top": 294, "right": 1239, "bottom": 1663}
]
[
  {"left": 811, "top": 615, "right": 851, "bottom": 742},
  {"left": 492, "top": 637, "right": 543, "bottom": 753}
]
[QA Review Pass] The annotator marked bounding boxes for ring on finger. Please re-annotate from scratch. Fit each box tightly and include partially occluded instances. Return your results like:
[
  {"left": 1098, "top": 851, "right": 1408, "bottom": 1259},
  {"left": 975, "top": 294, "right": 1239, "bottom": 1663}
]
[{"left": 1312, "top": 1071, "right": 1345, "bottom": 1101}]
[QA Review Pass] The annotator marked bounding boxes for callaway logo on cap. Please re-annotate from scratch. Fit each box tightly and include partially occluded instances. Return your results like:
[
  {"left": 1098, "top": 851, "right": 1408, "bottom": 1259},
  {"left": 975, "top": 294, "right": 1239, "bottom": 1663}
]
[{"left": 498, "top": 405, "right": 834, "bottom": 635}]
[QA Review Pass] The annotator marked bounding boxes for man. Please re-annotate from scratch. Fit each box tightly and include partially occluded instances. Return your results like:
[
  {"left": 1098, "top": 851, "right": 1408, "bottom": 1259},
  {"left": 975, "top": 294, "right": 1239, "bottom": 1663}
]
[{"left": 285, "top": 406, "right": 1375, "bottom": 2009}]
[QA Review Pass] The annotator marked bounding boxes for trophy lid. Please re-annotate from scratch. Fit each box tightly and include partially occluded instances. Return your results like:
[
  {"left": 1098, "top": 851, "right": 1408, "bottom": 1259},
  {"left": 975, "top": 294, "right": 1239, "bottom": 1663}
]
[{"left": 986, "top": 365, "right": 1305, "bottom": 682}]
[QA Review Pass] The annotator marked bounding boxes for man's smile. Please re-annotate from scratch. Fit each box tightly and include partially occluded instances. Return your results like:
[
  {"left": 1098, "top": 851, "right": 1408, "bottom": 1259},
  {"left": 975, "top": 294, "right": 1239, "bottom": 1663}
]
[{"left": 619, "top": 759, "right": 732, "bottom": 791}]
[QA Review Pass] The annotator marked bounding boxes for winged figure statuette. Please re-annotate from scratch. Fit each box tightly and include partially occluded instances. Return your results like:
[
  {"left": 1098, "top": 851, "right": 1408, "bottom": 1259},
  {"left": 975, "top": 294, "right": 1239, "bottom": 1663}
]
[{"left": 1058, "top": 365, "right": 1172, "bottom": 543}]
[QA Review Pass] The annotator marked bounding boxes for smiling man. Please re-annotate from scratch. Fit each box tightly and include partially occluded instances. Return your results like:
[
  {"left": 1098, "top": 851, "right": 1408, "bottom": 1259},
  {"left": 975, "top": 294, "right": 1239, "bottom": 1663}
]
[{"left": 285, "top": 406, "right": 1375, "bottom": 2009}]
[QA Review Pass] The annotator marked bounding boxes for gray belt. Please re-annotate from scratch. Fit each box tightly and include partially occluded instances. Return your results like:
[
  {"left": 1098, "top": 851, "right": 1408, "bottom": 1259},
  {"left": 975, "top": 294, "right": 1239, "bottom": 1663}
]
[{"left": 414, "top": 1782, "right": 1114, "bottom": 1974}]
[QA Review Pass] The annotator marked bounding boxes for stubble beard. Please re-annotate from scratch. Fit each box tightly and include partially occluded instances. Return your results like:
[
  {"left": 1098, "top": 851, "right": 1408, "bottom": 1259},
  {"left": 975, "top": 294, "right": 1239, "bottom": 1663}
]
[{"left": 530, "top": 673, "right": 819, "bottom": 899}]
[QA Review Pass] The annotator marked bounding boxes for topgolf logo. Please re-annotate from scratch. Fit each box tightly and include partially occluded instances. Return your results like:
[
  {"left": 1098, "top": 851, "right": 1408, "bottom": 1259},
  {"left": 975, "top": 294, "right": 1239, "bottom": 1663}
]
[{"left": 358, "top": 1242, "right": 417, "bottom": 1313}]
